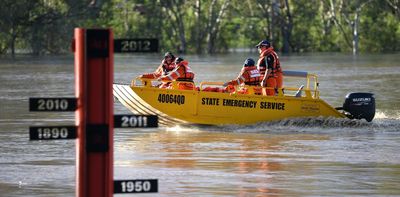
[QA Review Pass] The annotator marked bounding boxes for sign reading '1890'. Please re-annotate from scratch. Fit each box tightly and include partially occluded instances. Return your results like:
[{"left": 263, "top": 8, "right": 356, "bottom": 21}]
[
  {"left": 114, "top": 39, "right": 158, "bottom": 53},
  {"left": 29, "top": 126, "right": 77, "bottom": 140}
]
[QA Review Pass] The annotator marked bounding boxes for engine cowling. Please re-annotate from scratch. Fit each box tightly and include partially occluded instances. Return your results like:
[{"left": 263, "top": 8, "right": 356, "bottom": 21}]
[{"left": 341, "top": 92, "right": 375, "bottom": 122}]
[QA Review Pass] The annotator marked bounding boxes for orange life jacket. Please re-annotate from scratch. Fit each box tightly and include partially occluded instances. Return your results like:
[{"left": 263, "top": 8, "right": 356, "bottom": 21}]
[
  {"left": 226, "top": 66, "right": 262, "bottom": 86},
  {"left": 257, "top": 47, "right": 282, "bottom": 78},
  {"left": 141, "top": 59, "right": 175, "bottom": 79},
  {"left": 160, "top": 60, "right": 195, "bottom": 82},
  {"left": 161, "top": 59, "right": 176, "bottom": 75}
]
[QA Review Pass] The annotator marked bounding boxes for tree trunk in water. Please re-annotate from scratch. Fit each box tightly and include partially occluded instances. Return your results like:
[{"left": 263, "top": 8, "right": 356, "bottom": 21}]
[
  {"left": 280, "top": 0, "right": 292, "bottom": 54},
  {"left": 165, "top": 1, "right": 187, "bottom": 54},
  {"left": 195, "top": 0, "right": 203, "bottom": 54},
  {"left": 328, "top": 0, "right": 372, "bottom": 54},
  {"left": 352, "top": 0, "right": 372, "bottom": 55},
  {"left": 175, "top": 3, "right": 187, "bottom": 54},
  {"left": 328, "top": 0, "right": 353, "bottom": 49},
  {"left": 31, "top": 22, "right": 41, "bottom": 56},
  {"left": 123, "top": 0, "right": 130, "bottom": 35},
  {"left": 385, "top": 0, "right": 400, "bottom": 19},
  {"left": 268, "top": 2, "right": 273, "bottom": 41},
  {"left": 352, "top": 10, "right": 360, "bottom": 55},
  {"left": 11, "top": 36, "right": 15, "bottom": 57},
  {"left": 206, "top": 0, "right": 217, "bottom": 54},
  {"left": 206, "top": 0, "right": 229, "bottom": 54},
  {"left": 10, "top": 28, "right": 16, "bottom": 57},
  {"left": 176, "top": 10, "right": 186, "bottom": 54},
  {"left": 257, "top": 1, "right": 273, "bottom": 41}
]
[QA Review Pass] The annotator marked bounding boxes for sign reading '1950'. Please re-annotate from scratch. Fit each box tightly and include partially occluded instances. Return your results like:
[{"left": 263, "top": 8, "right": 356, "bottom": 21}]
[
  {"left": 114, "top": 179, "right": 158, "bottom": 193},
  {"left": 114, "top": 39, "right": 158, "bottom": 53}
]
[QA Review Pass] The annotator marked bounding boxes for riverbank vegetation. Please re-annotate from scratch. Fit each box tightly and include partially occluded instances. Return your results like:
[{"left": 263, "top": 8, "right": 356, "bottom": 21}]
[{"left": 1, "top": 0, "right": 399, "bottom": 55}]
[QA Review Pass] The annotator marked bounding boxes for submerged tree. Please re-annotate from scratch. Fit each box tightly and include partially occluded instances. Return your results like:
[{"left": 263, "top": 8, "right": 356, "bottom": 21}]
[
  {"left": 0, "top": 0, "right": 398, "bottom": 55},
  {"left": 325, "top": 0, "right": 375, "bottom": 54},
  {"left": 0, "top": 0, "right": 38, "bottom": 56},
  {"left": 205, "top": 0, "right": 231, "bottom": 54}
]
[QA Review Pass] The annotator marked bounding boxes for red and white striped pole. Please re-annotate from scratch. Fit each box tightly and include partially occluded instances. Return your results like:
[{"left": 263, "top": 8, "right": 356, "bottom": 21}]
[{"left": 74, "top": 28, "right": 114, "bottom": 197}]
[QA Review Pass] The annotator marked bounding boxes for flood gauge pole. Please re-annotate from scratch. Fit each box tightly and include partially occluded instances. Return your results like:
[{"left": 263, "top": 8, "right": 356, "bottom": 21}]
[{"left": 74, "top": 28, "right": 114, "bottom": 197}]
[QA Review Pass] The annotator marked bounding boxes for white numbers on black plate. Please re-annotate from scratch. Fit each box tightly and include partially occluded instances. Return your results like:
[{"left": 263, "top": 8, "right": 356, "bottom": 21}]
[
  {"left": 38, "top": 127, "right": 69, "bottom": 139},
  {"left": 121, "top": 116, "right": 148, "bottom": 127},
  {"left": 121, "top": 181, "right": 151, "bottom": 193},
  {"left": 38, "top": 99, "right": 68, "bottom": 111},
  {"left": 121, "top": 40, "right": 151, "bottom": 52}
]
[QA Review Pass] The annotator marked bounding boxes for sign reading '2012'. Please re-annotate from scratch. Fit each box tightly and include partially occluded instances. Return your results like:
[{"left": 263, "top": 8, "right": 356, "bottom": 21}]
[{"left": 114, "top": 39, "right": 158, "bottom": 53}]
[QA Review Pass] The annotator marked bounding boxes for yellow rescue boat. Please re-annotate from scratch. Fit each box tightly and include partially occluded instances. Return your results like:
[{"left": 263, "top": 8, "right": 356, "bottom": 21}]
[{"left": 113, "top": 71, "right": 375, "bottom": 126}]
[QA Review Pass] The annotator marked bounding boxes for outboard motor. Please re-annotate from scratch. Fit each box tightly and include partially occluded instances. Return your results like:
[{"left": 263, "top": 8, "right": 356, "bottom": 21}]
[{"left": 339, "top": 93, "right": 375, "bottom": 122}]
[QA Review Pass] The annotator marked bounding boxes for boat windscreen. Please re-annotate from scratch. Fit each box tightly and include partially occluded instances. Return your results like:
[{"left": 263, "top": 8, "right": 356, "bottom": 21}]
[{"left": 283, "top": 70, "right": 308, "bottom": 78}]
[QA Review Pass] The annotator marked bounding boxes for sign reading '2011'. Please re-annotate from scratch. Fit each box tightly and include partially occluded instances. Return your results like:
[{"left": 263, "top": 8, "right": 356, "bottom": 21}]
[
  {"left": 29, "top": 98, "right": 77, "bottom": 111},
  {"left": 114, "top": 115, "right": 158, "bottom": 128}
]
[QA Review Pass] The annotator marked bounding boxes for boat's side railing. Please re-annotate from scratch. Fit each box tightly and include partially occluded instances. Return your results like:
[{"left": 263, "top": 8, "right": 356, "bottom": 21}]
[
  {"left": 199, "top": 82, "right": 278, "bottom": 96},
  {"left": 131, "top": 77, "right": 197, "bottom": 90},
  {"left": 199, "top": 71, "right": 320, "bottom": 99},
  {"left": 199, "top": 81, "right": 224, "bottom": 88},
  {"left": 170, "top": 81, "right": 197, "bottom": 90},
  {"left": 131, "top": 78, "right": 153, "bottom": 87},
  {"left": 282, "top": 71, "right": 319, "bottom": 99},
  {"left": 131, "top": 70, "right": 320, "bottom": 99}
]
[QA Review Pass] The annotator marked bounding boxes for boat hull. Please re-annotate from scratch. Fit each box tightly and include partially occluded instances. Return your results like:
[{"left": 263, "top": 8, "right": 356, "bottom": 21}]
[{"left": 113, "top": 84, "right": 346, "bottom": 125}]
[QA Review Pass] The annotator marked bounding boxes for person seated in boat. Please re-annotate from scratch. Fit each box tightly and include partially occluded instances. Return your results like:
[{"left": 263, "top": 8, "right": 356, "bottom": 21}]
[
  {"left": 157, "top": 57, "right": 195, "bottom": 90},
  {"left": 222, "top": 58, "right": 262, "bottom": 95},
  {"left": 139, "top": 52, "right": 176, "bottom": 88},
  {"left": 256, "top": 40, "right": 283, "bottom": 96}
]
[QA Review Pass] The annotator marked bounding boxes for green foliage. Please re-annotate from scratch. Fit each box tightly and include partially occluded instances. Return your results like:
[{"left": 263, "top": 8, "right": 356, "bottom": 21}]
[
  {"left": 291, "top": 0, "right": 322, "bottom": 52},
  {"left": 0, "top": 0, "right": 398, "bottom": 55},
  {"left": 361, "top": 4, "right": 400, "bottom": 52}
]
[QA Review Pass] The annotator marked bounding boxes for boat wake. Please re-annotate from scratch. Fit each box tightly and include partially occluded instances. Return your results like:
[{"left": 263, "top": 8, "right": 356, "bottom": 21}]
[{"left": 167, "top": 111, "right": 400, "bottom": 133}]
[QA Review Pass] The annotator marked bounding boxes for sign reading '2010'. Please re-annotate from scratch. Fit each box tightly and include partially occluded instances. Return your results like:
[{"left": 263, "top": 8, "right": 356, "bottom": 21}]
[{"left": 29, "top": 98, "right": 77, "bottom": 111}]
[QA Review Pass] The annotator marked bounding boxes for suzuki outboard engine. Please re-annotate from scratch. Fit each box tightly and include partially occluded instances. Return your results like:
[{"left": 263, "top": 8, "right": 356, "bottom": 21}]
[{"left": 340, "top": 93, "right": 375, "bottom": 122}]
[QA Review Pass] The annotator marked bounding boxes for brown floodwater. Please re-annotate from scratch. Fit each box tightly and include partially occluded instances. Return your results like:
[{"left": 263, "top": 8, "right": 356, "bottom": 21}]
[{"left": 0, "top": 53, "right": 399, "bottom": 196}]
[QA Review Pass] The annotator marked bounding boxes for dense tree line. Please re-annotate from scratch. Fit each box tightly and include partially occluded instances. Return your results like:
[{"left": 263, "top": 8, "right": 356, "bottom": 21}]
[{"left": 0, "top": 0, "right": 399, "bottom": 55}]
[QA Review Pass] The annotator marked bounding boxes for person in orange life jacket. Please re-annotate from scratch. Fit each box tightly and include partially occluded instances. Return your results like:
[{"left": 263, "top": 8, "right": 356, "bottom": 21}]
[
  {"left": 222, "top": 58, "right": 262, "bottom": 95},
  {"left": 140, "top": 52, "right": 176, "bottom": 88},
  {"left": 157, "top": 57, "right": 195, "bottom": 90},
  {"left": 256, "top": 40, "right": 283, "bottom": 96}
]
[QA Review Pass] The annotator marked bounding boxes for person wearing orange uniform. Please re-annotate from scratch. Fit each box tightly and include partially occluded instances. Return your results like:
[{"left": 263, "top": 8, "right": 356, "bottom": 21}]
[
  {"left": 223, "top": 58, "right": 262, "bottom": 95},
  {"left": 256, "top": 40, "right": 283, "bottom": 96},
  {"left": 140, "top": 52, "right": 176, "bottom": 88},
  {"left": 158, "top": 57, "right": 195, "bottom": 90}
]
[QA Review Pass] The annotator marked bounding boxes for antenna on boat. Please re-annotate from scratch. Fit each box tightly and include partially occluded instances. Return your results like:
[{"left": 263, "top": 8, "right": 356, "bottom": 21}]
[{"left": 295, "top": 85, "right": 304, "bottom": 97}]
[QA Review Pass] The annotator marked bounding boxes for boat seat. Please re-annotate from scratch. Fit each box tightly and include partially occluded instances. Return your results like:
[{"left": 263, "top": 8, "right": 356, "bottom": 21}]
[{"left": 295, "top": 85, "right": 304, "bottom": 97}]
